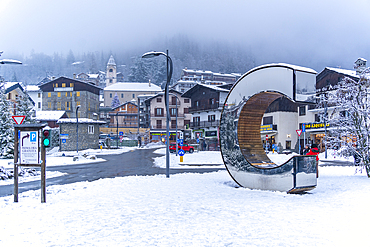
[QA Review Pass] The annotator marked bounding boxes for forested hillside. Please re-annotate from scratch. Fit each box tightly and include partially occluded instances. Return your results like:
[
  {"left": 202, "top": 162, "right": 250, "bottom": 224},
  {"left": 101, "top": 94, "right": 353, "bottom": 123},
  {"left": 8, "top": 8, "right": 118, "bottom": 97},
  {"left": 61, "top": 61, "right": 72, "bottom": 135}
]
[{"left": 0, "top": 35, "right": 256, "bottom": 86}]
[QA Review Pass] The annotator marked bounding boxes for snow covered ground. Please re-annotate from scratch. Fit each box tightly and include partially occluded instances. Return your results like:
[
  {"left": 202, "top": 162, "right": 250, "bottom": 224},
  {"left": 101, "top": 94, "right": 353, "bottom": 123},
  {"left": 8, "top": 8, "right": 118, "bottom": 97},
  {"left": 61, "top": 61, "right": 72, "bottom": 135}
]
[{"left": 0, "top": 146, "right": 369, "bottom": 246}]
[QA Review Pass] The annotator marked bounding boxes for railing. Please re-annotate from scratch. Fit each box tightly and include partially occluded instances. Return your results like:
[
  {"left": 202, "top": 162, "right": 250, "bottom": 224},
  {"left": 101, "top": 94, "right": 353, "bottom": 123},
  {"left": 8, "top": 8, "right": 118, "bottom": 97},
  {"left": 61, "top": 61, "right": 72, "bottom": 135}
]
[
  {"left": 189, "top": 103, "right": 220, "bottom": 113},
  {"left": 190, "top": 121, "right": 219, "bottom": 128},
  {"left": 150, "top": 113, "right": 186, "bottom": 118},
  {"left": 151, "top": 125, "right": 186, "bottom": 130}
]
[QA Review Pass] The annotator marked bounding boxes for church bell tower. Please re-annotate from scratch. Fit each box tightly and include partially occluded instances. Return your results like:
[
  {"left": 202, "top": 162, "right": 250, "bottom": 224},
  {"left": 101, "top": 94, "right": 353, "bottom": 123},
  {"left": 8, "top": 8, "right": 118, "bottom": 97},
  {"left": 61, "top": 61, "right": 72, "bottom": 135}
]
[{"left": 106, "top": 55, "right": 117, "bottom": 87}]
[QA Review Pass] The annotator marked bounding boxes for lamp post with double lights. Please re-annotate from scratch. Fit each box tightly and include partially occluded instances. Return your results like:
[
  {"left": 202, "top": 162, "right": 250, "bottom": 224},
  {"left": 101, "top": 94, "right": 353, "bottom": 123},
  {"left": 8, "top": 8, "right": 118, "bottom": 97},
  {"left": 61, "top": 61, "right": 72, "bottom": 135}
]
[{"left": 142, "top": 50, "right": 173, "bottom": 178}]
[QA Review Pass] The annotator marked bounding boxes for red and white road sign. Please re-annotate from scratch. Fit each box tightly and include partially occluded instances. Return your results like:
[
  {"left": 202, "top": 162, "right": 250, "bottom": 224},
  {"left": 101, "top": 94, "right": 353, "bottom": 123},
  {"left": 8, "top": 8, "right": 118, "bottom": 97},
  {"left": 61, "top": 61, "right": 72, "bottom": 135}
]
[
  {"left": 12, "top": 115, "right": 25, "bottom": 125},
  {"left": 296, "top": 129, "right": 302, "bottom": 136}
]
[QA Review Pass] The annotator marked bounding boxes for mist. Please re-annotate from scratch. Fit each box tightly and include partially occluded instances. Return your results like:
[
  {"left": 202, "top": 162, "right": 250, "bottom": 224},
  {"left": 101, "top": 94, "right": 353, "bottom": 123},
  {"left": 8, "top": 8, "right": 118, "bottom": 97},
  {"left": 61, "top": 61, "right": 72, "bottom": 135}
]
[{"left": 1, "top": 0, "right": 370, "bottom": 74}]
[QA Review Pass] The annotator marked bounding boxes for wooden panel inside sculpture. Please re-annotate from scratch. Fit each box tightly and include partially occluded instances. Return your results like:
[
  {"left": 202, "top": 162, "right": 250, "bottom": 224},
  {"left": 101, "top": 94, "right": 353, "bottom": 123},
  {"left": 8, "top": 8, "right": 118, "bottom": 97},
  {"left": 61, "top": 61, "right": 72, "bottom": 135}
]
[{"left": 237, "top": 92, "right": 283, "bottom": 165}]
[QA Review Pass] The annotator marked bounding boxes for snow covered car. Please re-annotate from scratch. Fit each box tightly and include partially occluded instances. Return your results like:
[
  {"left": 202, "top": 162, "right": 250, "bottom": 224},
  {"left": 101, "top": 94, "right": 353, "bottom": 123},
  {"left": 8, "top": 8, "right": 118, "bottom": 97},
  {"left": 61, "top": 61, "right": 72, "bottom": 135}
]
[{"left": 169, "top": 143, "right": 194, "bottom": 153}]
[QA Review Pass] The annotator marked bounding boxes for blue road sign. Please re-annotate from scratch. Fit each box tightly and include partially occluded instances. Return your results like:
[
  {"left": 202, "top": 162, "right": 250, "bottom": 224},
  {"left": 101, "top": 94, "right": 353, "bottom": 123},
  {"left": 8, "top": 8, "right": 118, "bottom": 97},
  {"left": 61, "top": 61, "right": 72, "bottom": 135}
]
[
  {"left": 178, "top": 149, "right": 185, "bottom": 156},
  {"left": 30, "top": 132, "right": 37, "bottom": 142},
  {"left": 178, "top": 139, "right": 183, "bottom": 146},
  {"left": 302, "top": 124, "right": 306, "bottom": 132},
  {"left": 196, "top": 138, "right": 200, "bottom": 143},
  {"left": 119, "top": 132, "right": 123, "bottom": 136}
]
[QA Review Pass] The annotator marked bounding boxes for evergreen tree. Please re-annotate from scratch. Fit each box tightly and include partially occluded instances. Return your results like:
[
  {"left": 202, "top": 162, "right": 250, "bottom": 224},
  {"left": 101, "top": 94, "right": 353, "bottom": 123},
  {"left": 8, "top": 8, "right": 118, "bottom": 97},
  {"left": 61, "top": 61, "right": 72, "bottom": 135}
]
[
  {"left": 15, "top": 92, "right": 36, "bottom": 124},
  {"left": 111, "top": 93, "right": 120, "bottom": 108},
  {"left": 0, "top": 83, "right": 15, "bottom": 158}
]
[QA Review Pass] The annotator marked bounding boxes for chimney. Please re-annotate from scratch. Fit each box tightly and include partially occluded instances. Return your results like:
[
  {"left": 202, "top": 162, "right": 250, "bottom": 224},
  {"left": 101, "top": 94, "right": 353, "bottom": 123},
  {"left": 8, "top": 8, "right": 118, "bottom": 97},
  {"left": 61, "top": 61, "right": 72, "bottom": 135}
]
[
  {"left": 149, "top": 79, "right": 151, "bottom": 87},
  {"left": 73, "top": 73, "right": 76, "bottom": 79}
]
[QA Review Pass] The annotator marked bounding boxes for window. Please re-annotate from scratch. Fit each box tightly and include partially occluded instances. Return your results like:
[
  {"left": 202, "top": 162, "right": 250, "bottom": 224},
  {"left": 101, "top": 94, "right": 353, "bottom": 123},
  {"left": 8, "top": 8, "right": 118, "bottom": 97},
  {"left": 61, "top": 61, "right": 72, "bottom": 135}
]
[
  {"left": 8, "top": 93, "right": 11, "bottom": 100},
  {"left": 121, "top": 93, "right": 124, "bottom": 98},
  {"left": 70, "top": 92, "right": 72, "bottom": 97},
  {"left": 76, "top": 101, "right": 80, "bottom": 107},
  {"left": 57, "top": 92, "right": 61, "bottom": 97},
  {"left": 286, "top": 140, "right": 291, "bottom": 149},
  {"left": 194, "top": 101, "right": 200, "bottom": 107},
  {"left": 62, "top": 83, "right": 66, "bottom": 87},
  {"left": 170, "top": 108, "right": 177, "bottom": 116},
  {"left": 157, "top": 97, "right": 162, "bottom": 103},
  {"left": 184, "top": 98, "right": 190, "bottom": 103},
  {"left": 38, "top": 93, "right": 41, "bottom": 98},
  {"left": 171, "top": 120, "right": 177, "bottom": 129},
  {"left": 70, "top": 83, "right": 74, "bottom": 87},
  {"left": 155, "top": 108, "right": 163, "bottom": 116},
  {"left": 57, "top": 102, "right": 61, "bottom": 110},
  {"left": 299, "top": 106, "right": 306, "bottom": 116},
  {"left": 109, "top": 69, "right": 113, "bottom": 72},
  {"left": 209, "top": 98, "right": 215, "bottom": 105},
  {"left": 110, "top": 93, "right": 112, "bottom": 98},
  {"left": 88, "top": 125, "right": 94, "bottom": 134},
  {"left": 132, "top": 94, "right": 135, "bottom": 98},
  {"left": 88, "top": 102, "right": 90, "bottom": 111},
  {"left": 171, "top": 96, "right": 177, "bottom": 105},
  {"left": 193, "top": 116, "right": 200, "bottom": 126},
  {"left": 38, "top": 102, "right": 41, "bottom": 109},
  {"left": 48, "top": 92, "right": 51, "bottom": 97},
  {"left": 76, "top": 91, "right": 80, "bottom": 97},
  {"left": 48, "top": 102, "right": 51, "bottom": 108},
  {"left": 184, "top": 108, "right": 189, "bottom": 114},
  {"left": 184, "top": 120, "right": 190, "bottom": 128},
  {"left": 263, "top": 116, "right": 273, "bottom": 125},
  {"left": 208, "top": 115, "right": 215, "bottom": 122},
  {"left": 156, "top": 120, "right": 162, "bottom": 129},
  {"left": 55, "top": 83, "right": 58, "bottom": 87}
]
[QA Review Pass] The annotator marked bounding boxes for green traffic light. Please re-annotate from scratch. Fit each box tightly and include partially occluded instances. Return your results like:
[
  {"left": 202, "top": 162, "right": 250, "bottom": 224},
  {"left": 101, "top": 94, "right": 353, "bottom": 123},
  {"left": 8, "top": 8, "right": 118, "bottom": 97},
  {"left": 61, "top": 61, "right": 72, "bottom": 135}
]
[{"left": 43, "top": 138, "right": 50, "bottom": 146}]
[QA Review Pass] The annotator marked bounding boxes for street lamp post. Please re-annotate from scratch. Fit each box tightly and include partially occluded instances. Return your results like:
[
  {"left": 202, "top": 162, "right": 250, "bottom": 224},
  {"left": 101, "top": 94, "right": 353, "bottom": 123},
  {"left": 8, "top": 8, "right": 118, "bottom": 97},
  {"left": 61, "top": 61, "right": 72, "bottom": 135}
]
[
  {"left": 116, "top": 111, "right": 119, "bottom": 148},
  {"left": 142, "top": 50, "right": 173, "bottom": 178},
  {"left": 76, "top": 105, "right": 81, "bottom": 154},
  {"left": 169, "top": 93, "right": 179, "bottom": 156}
]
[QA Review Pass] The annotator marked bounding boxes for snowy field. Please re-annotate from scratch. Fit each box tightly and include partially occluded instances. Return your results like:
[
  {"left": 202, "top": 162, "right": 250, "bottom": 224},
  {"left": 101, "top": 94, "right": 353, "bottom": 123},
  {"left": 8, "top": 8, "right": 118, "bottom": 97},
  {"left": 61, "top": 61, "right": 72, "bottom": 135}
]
[{"left": 0, "top": 146, "right": 369, "bottom": 246}]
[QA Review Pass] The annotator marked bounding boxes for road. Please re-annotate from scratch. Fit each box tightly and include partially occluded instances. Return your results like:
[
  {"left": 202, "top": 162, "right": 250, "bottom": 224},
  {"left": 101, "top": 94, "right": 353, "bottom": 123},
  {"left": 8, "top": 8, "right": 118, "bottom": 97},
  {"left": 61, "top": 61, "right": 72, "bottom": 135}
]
[{"left": 0, "top": 148, "right": 224, "bottom": 197}]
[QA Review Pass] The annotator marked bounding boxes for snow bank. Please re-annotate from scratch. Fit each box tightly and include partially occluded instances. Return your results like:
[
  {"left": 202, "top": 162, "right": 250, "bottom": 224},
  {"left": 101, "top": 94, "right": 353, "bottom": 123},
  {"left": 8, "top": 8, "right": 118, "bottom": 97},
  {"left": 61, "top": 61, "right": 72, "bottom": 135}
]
[{"left": 0, "top": 167, "right": 368, "bottom": 246}]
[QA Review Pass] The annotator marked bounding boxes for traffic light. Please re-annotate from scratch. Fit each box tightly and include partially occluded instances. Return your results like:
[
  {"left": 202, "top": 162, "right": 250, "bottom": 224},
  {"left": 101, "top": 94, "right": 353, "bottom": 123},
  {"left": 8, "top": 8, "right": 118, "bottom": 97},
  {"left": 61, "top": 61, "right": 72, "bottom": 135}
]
[{"left": 42, "top": 129, "right": 51, "bottom": 147}]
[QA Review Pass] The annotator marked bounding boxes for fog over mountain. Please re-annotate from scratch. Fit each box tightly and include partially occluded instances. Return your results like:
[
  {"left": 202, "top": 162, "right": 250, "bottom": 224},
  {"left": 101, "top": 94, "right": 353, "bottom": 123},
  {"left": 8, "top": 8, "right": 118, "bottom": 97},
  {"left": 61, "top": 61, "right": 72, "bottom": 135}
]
[{"left": 1, "top": 0, "right": 370, "bottom": 83}]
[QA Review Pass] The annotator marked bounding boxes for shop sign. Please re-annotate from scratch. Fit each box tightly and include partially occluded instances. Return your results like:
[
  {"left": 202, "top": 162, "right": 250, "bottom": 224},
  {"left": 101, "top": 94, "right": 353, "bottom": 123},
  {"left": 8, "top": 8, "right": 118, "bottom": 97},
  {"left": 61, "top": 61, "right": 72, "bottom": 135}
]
[
  {"left": 260, "top": 124, "right": 273, "bottom": 132},
  {"left": 205, "top": 131, "right": 217, "bottom": 137},
  {"left": 304, "top": 122, "right": 330, "bottom": 130}
]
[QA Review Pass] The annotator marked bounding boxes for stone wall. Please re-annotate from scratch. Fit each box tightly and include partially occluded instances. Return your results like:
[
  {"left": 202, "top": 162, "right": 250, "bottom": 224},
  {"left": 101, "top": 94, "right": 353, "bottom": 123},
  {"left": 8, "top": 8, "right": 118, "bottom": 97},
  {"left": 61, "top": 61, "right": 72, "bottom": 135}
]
[{"left": 59, "top": 123, "right": 100, "bottom": 151}]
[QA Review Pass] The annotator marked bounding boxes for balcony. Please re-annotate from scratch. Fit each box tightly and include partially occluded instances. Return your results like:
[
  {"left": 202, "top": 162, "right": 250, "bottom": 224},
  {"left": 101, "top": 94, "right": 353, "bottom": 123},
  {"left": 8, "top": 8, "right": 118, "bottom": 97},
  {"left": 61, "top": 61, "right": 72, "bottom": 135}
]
[
  {"left": 151, "top": 125, "right": 186, "bottom": 130},
  {"left": 189, "top": 103, "right": 220, "bottom": 113},
  {"left": 150, "top": 113, "right": 186, "bottom": 118},
  {"left": 190, "top": 121, "right": 219, "bottom": 128}
]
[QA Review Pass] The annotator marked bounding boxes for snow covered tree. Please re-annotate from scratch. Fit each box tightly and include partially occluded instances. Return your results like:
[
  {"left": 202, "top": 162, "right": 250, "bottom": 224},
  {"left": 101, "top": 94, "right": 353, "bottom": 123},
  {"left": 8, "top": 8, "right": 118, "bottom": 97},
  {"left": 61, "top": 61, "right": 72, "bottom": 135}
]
[
  {"left": 321, "top": 69, "right": 370, "bottom": 177},
  {"left": 111, "top": 93, "right": 120, "bottom": 108},
  {"left": 15, "top": 92, "right": 36, "bottom": 124},
  {"left": 0, "top": 83, "right": 15, "bottom": 158}
]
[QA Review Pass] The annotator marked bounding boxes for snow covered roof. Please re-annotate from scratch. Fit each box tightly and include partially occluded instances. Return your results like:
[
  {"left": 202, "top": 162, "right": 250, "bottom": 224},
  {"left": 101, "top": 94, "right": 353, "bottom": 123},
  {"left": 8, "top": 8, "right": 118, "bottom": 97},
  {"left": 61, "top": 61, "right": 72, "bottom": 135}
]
[
  {"left": 87, "top": 74, "right": 99, "bottom": 79},
  {"left": 25, "top": 85, "right": 40, "bottom": 92},
  {"left": 104, "top": 82, "right": 162, "bottom": 92},
  {"left": 200, "top": 84, "right": 230, "bottom": 92},
  {"left": 35, "top": 111, "right": 66, "bottom": 121},
  {"left": 251, "top": 63, "right": 317, "bottom": 74},
  {"left": 57, "top": 118, "right": 106, "bottom": 124},
  {"left": 326, "top": 67, "right": 359, "bottom": 78}
]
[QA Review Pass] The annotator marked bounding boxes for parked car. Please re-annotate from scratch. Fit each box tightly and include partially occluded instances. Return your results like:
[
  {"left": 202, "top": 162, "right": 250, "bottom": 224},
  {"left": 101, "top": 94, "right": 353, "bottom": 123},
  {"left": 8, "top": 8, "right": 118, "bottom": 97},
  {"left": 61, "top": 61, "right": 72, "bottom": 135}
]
[{"left": 169, "top": 143, "right": 194, "bottom": 153}]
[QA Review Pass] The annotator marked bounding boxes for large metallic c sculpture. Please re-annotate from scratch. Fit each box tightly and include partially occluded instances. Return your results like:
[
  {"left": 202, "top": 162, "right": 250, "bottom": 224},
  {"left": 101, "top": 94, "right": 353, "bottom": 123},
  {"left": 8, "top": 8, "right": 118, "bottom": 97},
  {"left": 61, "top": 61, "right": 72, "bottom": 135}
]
[{"left": 220, "top": 63, "right": 318, "bottom": 193}]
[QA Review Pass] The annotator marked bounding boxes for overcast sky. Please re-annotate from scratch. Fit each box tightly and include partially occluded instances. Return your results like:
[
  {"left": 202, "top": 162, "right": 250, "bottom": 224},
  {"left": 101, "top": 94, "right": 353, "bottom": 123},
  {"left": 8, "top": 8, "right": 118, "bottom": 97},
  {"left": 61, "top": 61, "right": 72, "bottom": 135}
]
[{"left": 1, "top": 0, "right": 370, "bottom": 71}]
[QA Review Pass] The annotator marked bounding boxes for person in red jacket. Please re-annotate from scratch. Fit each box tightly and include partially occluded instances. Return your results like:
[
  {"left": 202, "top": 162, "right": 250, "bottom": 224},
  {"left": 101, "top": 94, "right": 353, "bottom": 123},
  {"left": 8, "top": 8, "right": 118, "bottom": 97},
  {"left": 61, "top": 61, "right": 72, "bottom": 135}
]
[
  {"left": 306, "top": 143, "right": 320, "bottom": 178},
  {"left": 306, "top": 143, "right": 320, "bottom": 161}
]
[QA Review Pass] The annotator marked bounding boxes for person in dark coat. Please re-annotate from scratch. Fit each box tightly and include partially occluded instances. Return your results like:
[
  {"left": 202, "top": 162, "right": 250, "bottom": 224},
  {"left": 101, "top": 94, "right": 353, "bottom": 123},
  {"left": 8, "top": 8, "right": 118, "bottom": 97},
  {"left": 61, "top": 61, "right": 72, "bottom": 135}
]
[
  {"left": 301, "top": 145, "right": 310, "bottom": 155},
  {"left": 306, "top": 143, "right": 320, "bottom": 161}
]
